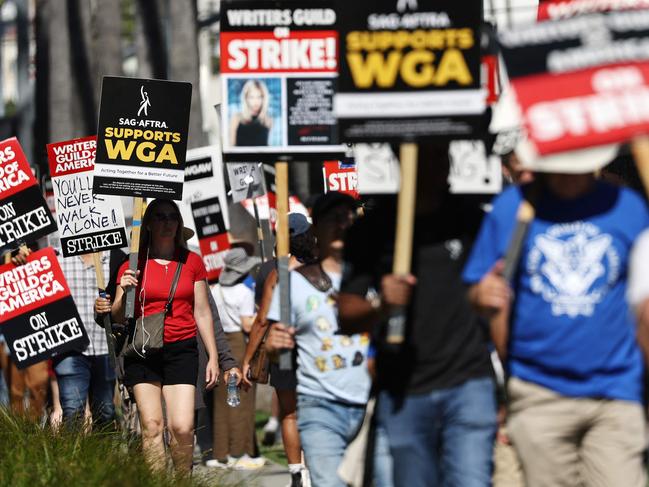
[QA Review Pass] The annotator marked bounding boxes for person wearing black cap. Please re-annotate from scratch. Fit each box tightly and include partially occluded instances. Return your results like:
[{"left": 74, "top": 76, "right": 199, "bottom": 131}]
[
  {"left": 242, "top": 212, "right": 317, "bottom": 487},
  {"left": 264, "top": 193, "right": 392, "bottom": 487}
]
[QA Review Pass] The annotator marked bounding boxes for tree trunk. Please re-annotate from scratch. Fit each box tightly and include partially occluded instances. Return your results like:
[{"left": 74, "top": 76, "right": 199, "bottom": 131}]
[
  {"left": 169, "top": 0, "right": 206, "bottom": 149},
  {"left": 48, "top": 0, "right": 78, "bottom": 142},
  {"left": 135, "top": 0, "right": 167, "bottom": 79},
  {"left": 92, "top": 0, "right": 123, "bottom": 102}
]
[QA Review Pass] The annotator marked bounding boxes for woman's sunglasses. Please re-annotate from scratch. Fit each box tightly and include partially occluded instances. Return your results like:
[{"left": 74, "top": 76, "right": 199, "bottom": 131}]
[{"left": 152, "top": 212, "right": 180, "bottom": 222}]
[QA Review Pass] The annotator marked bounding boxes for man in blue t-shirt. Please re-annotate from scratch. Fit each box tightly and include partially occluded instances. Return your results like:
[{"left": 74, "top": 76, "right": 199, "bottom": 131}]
[{"left": 464, "top": 172, "right": 649, "bottom": 487}]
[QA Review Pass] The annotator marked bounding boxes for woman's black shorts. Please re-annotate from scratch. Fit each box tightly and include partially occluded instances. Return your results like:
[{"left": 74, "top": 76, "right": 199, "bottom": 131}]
[{"left": 124, "top": 337, "right": 198, "bottom": 387}]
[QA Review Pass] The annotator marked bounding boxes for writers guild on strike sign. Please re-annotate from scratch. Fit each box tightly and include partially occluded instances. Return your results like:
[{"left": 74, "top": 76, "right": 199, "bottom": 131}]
[
  {"left": 0, "top": 248, "right": 88, "bottom": 369},
  {"left": 220, "top": 1, "right": 346, "bottom": 161},
  {"left": 0, "top": 138, "right": 56, "bottom": 250}
]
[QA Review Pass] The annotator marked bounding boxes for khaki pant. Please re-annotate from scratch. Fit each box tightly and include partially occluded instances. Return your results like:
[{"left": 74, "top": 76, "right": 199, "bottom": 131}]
[
  {"left": 213, "top": 332, "right": 256, "bottom": 459},
  {"left": 507, "top": 377, "right": 647, "bottom": 487},
  {"left": 0, "top": 344, "right": 48, "bottom": 420}
]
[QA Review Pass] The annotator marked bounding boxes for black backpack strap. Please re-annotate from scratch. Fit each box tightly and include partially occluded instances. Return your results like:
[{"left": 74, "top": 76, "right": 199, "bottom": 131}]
[
  {"left": 164, "top": 250, "right": 186, "bottom": 314},
  {"left": 295, "top": 263, "right": 332, "bottom": 293}
]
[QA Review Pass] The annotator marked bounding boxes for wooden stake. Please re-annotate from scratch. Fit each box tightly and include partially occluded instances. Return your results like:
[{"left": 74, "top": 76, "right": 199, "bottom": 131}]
[
  {"left": 93, "top": 252, "right": 117, "bottom": 369},
  {"left": 125, "top": 197, "right": 144, "bottom": 320},
  {"left": 632, "top": 136, "right": 649, "bottom": 197},
  {"left": 491, "top": 198, "right": 536, "bottom": 362},
  {"left": 275, "top": 161, "right": 292, "bottom": 370},
  {"left": 386, "top": 143, "right": 418, "bottom": 345}
]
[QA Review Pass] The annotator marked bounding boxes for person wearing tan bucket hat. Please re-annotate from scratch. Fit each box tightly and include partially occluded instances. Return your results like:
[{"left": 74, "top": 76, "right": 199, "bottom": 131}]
[
  {"left": 209, "top": 247, "right": 265, "bottom": 470},
  {"left": 463, "top": 147, "right": 649, "bottom": 487}
]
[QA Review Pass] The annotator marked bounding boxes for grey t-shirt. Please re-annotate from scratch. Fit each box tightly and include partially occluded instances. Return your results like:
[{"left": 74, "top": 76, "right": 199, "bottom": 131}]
[{"left": 268, "top": 270, "right": 371, "bottom": 405}]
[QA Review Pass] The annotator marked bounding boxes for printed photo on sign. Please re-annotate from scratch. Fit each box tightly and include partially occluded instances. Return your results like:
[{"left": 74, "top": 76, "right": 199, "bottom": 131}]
[
  {"left": 191, "top": 197, "right": 230, "bottom": 282},
  {"left": 0, "top": 137, "right": 56, "bottom": 251},
  {"left": 47, "top": 136, "right": 128, "bottom": 257},
  {"left": 335, "top": 0, "right": 485, "bottom": 141},
  {"left": 220, "top": 0, "right": 345, "bottom": 161},
  {"left": 93, "top": 76, "right": 192, "bottom": 200},
  {"left": 228, "top": 78, "right": 282, "bottom": 147},
  {"left": 0, "top": 247, "right": 88, "bottom": 369}
]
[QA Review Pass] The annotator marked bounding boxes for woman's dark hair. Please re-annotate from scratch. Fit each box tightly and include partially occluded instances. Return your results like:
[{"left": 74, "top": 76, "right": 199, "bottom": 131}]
[
  {"left": 290, "top": 231, "right": 318, "bottom": 264},
  {"left": 140, "top": 199, "right": 187, "bottom": 252}
]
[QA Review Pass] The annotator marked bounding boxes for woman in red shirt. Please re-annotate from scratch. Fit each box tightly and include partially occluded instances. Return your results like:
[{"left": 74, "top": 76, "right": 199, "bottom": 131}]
[{"left": 112, "top": 199, "right": 219, "bottom": 474}]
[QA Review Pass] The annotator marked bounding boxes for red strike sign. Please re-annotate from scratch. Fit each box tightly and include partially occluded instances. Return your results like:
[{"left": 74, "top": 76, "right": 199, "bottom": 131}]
[
  {"left": 323, "top": 161, "right": 358, "bottom": 198},
  {"left": 0, "top": 248, "right": 69, "bottom": 320},
  {"left": 0, "top": 138, "right": 36, "bottom": 200},
  {"left": 199, "top": 234, "right": 231, "bottom": 282},
  {"left": 221, "top": 30, "right": 338, "bottom": 74},
  {"left": 537, "top": 0, "right": 649, "bottom": 20},
  {"left": 513, "top": 64, "right": 649, "bottom": 156},
  {"left": 46, "top": 136, "right": 97, "bottom": 177}
]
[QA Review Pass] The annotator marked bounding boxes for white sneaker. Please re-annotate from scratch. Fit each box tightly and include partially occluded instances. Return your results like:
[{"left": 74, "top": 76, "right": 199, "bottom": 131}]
[
  {"left": 301, "top": 467, "right": 312, "bottom": 487},
  {"left": 231, "top": 454, "right": 266, "bottom": 471},
  {"left": 205, "top": 457, "right": 234, "bottom": 469}
]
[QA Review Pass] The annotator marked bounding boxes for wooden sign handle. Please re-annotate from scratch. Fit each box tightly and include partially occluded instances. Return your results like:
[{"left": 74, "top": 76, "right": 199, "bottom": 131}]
[
  {"left": 125, "top": 197, "right": 144, "bottom": 320},
  {"left": 491, "top": 199, "right": 536, "bottom": 362},
  {"left": 632, "top": 136, "right": 649, "bottom": 197},
  {"left": 386, "top": 143, "right": 418, "bottom": 345},
  {"left": 92, "top": 252, "right": 117, "bottom": 369},
  {"left": 275, "top": 161, "right": 293, "bottom": 370}
]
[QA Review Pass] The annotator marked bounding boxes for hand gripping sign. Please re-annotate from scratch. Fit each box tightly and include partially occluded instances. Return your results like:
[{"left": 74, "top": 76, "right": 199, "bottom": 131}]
[
  {"left": 47, "top": 136, "right": 128, "bottom": 257},
  {"left": 0, "top": 138, "right": 56, "bottom": 252},
  {"left": 0, "top": 248, "right": 88, "bottom": 369}
]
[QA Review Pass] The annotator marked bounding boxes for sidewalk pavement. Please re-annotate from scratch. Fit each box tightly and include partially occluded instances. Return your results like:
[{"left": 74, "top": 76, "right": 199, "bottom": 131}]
[{"left": 195, "top": 460, "right": 290, "bottom": 487}]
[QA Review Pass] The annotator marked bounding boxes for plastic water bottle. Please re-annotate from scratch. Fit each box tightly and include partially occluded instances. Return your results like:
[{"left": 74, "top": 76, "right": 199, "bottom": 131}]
[{"left": 226, "top": 373, "right": 240, "bottom": 408}]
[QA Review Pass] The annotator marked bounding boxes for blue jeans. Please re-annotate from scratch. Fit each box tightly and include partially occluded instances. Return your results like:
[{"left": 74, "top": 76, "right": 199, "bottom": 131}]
[
  {"left": 378, "top": 377, "right": 497, "bottom": 487},
  {"left": 53, "top": 353, "right": 116, "bottom": 428},
  {"left": 297, "top": 394, "right": 393, "bottom": 487}
]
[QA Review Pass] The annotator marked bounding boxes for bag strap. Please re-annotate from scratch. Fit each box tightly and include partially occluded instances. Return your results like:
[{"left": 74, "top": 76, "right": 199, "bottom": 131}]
[
  {"left": 163, "top": 251, "right": 185, "bottom": 314},
  {"left": 295, "top": 263, "right": 333, "bottom": 293}
]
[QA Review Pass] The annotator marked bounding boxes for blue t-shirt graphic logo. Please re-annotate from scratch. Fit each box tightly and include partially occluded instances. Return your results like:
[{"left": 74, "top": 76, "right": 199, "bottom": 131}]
[{"left": 527, "top": 222, "right": 619, "bottom": 318}]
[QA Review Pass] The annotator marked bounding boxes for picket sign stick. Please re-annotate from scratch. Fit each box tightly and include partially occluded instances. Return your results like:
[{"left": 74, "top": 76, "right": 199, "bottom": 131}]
[
  {"left": 248, "top": 181, "right": 266, "bottom": 262},
  {"left": 386, "top": 143, "right": 418, "bottom": 345},
  {"left": 125, "top": 197, "right": 144, "bottom": 320},
  {"left": 259, "top": 164, "right": 275, "bottom": 258},
  {"left": 3, "top": 252, "right": 10, "bottom": 264},
  {"left": 632, "top": 136, "right": 649, "bottom": 197},
  {"left": 275, "top": 161, "right": 293, "bottom": 370},
  {"left": 93, "top": 252, "right": 117, "bottom": 369},
  {"left": 491, "top": 199, "right": 536, "bottom": 362}
]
